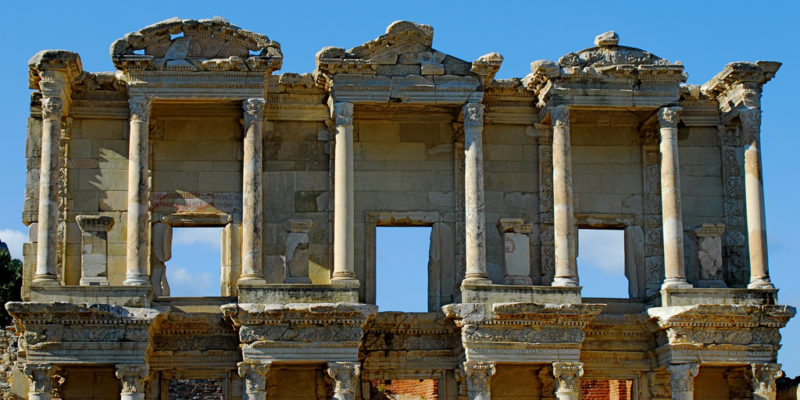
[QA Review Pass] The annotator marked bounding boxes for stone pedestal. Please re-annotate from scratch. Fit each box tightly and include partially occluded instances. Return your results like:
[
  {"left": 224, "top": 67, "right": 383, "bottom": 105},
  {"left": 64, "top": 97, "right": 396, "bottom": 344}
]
[
  {"left": 23, "top": 363, "right": 56, "bottom": 400},
  {"left": 124, "top": 96, "right": 151, "bottom": 286},
  {"left": 666, "top": 363, "right": 698, "bottom": 400},
  {"left": 115, "top": 364, "right": 147, "bottom": 400},
  {"left": 327, "top": 362, "right": 360, "bottom": 400},
  {"left": 283, "top": 219, "right": 313, "bottom": 283},
  {"left": 240, "top": 98, "right": 267, "bottom": 284},
  {"left": 75, "top": 215, "right": 114, "bottom": 286},
  {"left": 238, "top": 361, "right": 271, "bottom": 400},
  {"left": 692, "top": 223, "right": 725, "bottom": 288},
  {"left": 658, "top": 106, "right": 691, "bottom": 289},
  {"left": 462, "top": 361, "right": 495, "bottom": 400},
  {"left": 550, "top": 105, "right": 577, "bottom": 287},
  {"left": 751, "top": 363, "right": 782, "bottom": 400},
  {"left": 552, "top": 362, "right": 583, "bottom": 400},
  {"left": 462, "top": 102, "right": 490, "bottom": 285},
  {"left": 498, "top": 218, "right": 532, "bottom": 285},
  {"left": 332, "top": 102, "right": 358, "bottom": 285}
]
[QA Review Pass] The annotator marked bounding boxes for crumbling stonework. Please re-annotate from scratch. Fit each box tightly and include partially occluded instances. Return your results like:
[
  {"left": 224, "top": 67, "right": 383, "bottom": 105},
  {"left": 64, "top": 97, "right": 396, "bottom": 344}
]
[{"left": 5, "top": 17, "right": 795, "bottom": 400}]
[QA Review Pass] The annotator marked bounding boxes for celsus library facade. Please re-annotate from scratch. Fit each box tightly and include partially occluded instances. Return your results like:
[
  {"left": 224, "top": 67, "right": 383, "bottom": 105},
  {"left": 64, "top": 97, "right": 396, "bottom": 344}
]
[{"left": 3, "top": 16, "right": 794, "bottom": 400}]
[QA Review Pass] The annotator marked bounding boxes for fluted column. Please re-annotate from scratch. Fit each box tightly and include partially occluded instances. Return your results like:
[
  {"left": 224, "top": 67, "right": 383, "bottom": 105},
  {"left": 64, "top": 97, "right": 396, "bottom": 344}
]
[
  {"left": 331, "top": 102, "right": 358, "bottom": 285},
  {"left": 33, "top": 97, "right": 63, "bottom": 285},
  {"left": 238, "top": 361, "right": 271, "bottom": 400},
  {"left": 658, "top": 106, "right": 691, "bottom": 289},
  {"left": 115, "top": 364, "right": 147, "bottom": 400},
  {"left": 667, "top": 363, "right": 698, "bottom": 400},
  {"left": 552, "top": 362, "right": 583, "bottom": 400},
  {"left": 327, "top": 362, "right": 360, "bottom": 400},
  {"left": 124, "top": 97, "right": 151, "bottom": 286},
  {"left": 24, "top": 363, "right": 55, "bottom": 400},
  {"left": 462, "top": 361, "right": 495, "bottom": 400},
  {"left": 239, "top": 98, "right": 267, "bottom": 284},
  {"left": 740, "top": 109, "right": 774, "bottom": 289},
  {"left": 752, "top": 363, "right": 782, "bottom": 400},
  {"left": 463, "top": 102, "right": 490, "bottom": 285},
  {"left": 550, "top": 105, "right": 577, "bottom": 287}
]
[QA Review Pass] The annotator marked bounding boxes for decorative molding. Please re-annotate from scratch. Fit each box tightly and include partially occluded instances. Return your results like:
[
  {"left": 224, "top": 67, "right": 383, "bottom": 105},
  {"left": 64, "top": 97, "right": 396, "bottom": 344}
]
[
  {"left": 657, "top": 106, "right": 681, "bottom": 129},
  {"left": 116, "top": 364, "right": 147, "bottom": 395},
  {"left": 553, "top": 361, "right": 583, "bottom": 393},
  {"left": 462, "top": 103, "right": 484, "bottom": 128},
  {"left": 333, "top": 102, "right": 354, "bottom": 125},
  {"left": 550, "top": 105, "right": 569, "bottom": 127},
  {"left": 243, "top": 97, "right": 266, "bottom": 126},
  {"left": 128, "top": 96, "right": 151, "bottom": 122},
  {"left": 667, "top": 363, "right": 698, "bottom": 393}
]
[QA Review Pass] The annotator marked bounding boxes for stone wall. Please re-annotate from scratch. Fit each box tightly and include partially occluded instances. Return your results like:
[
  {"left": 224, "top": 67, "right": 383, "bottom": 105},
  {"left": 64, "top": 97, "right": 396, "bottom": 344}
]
[{"left": 369, "top": 379, "right": 438, "bottom": 399}]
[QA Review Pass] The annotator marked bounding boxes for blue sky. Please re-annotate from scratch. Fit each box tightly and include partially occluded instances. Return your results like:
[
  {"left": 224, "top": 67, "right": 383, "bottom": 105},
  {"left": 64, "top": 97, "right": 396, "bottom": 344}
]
[{"left": 1, "top": 0, "right": 798, "bottom": 376}]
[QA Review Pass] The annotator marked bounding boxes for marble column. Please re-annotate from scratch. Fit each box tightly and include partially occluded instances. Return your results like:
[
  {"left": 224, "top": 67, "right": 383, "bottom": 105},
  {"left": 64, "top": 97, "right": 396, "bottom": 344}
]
[
  {"left": 240, "top": 98, "right": 267, "bottom": 284},
  {"left": 751, "top": 363, "right": 782, "bottom": 400},
  {"left": 667, "top": 363, "right": 698, "bottom": 400},
  {"left": 462, "top": 361, "right": 495, "bottom": 400},
  {"left": 658, "top": 106, "right": 691, "bottom": 289},
  {"left": 550, "top": 105, "right": 578, "bottom": 287},
  {"left": 23, "top": 363, "right": 55, "bottom": 400},
  {"left": 327, "top": 362, "right": 360, "bottom": 400},
  {"left": 124, "top": 96, "right": 151, "bottom": 286},
  {"left": 238, "top": 361, "right": 271, "bottom": 400},
  {"left": 33, "top": 97, "right": 63, "bottom": 285},
  {"left": 740, "top": 109, "right": 774, "bottom": 289},
  {"left": 331, "top": 102, "right": 358, "bottom": 285},
  {"left": 115, "top": 364, "right": 147, "bottom": 400},
  {"left": 552, "top": 362, "right": 583, "bottom": 400},
  {"left": 463, "top": 102, "right": 490, "bottom": 285}
]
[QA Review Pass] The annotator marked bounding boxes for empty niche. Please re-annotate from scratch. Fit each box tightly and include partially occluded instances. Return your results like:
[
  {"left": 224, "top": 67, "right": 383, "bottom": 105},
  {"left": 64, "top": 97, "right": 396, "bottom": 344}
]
[
  {"left": 376, "top": 226, "right": 432, "bottom": 312},
  {"left": 576, "top": 229, "right": 627, "bottom": 298},
  {"left": 165, "top": 227, "right": 224, "bottom": 297}
]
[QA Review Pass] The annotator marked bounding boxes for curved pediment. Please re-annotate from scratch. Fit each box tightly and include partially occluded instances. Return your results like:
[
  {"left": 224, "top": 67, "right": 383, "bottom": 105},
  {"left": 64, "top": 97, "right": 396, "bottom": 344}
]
[
  {"left": 110, "top": 17, "right": 282, "bottom": 72},
  {"left": 558, "top": 31, "right": 669, "bottom": 68}
]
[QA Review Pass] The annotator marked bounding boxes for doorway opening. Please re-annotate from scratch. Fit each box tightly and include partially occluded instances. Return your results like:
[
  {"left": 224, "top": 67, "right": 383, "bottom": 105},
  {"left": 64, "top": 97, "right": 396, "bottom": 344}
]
[
  {"left": 577, "top": 229, "right": 627, "bottom": 298},
  {"left": 165, "top": 227, "right": 223, "bottom": 297},
  {"left": 375, "top": 226, "right": 432, "bottom": 312}
]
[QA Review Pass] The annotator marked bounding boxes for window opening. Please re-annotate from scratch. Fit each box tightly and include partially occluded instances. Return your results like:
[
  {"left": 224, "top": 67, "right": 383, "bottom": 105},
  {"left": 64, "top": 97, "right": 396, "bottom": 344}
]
[
  {"left": 376, "top": 226, "right": 431, "bottom": 312},
  {"left": 577, "top": 229, "right": 627, "bottom": 298},
  {"left": 165, "top": 227, "right": 223, "bottom": 297}
]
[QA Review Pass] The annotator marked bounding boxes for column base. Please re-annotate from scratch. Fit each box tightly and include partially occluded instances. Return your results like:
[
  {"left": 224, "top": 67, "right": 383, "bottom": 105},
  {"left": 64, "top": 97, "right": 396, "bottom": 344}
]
[
  {"left": 462, "top": 277, "right": 492, "bottom": 286},
  {"left": 503, "top": 275, "right": 533, "bottom": 285},
  {"left": 330, "top": 277, "right": 360, "bottom": 287},
  {"left": 237, "top": 275, "right": 267, "bottom": 285},
  {"left": 748, "top": 278, "right": 775, "bottom": 290},
  {"left": 551, "top": 277, "right": 579, "bottom": 287},
  {"left": 123, "top": 276, "right": 150, "bottom": 286},
  {"left": 32, "top": 275, "right": 60, "bottom": 285},
  {"left": 661, "top": 278, "right": 693, "bottom": 290}
]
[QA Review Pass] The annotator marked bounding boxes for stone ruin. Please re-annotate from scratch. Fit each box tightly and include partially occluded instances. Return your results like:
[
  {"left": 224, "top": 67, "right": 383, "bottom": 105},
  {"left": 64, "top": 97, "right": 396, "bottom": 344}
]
[{"left": 3, "top": 16, "right": 795, "bottom": 400}]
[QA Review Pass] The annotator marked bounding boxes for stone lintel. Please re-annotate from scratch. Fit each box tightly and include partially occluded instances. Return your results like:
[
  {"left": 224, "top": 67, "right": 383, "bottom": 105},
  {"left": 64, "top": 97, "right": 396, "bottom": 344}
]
[
  {"left": 27, "top": 285, "right": 152, "bottom": 307},
  {"left": 459, "top": 283, "right": 582, "bottom": 305},
  {"left": 161, "top": 212, "right": 232, "bottom": 226},
  {"left": 693, "top": 223, "right": 725, "bottom": 237},
  {"left": 497, "top": 218, "right": 532, "bottom": 234},
  {"left": 658, "top": 287, "right": 779, "bottom": 307},
  {"left": 235, "top": 283, "right": 359, "bottom": 304},
  {"left": 283, "top": 219, "right": 313, "bottom": 233},
  {"left": 75, "top": 215, "right": 115, "bottom": 232}
]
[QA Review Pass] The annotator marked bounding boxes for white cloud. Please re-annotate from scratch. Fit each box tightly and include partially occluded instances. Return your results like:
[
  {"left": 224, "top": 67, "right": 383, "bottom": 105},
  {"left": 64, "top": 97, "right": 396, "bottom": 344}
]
[
  {"left": 172, "top": 227, "right": 223, "bottom": 248},
  {"left": 0, "top": 228, "right": 27, "bottom": 260},
  {"left": 577, "top": 229, "right": 625, "bottom": 275},
  {"left": 167, "top": 266, "right": 215, "bottom": 297}
]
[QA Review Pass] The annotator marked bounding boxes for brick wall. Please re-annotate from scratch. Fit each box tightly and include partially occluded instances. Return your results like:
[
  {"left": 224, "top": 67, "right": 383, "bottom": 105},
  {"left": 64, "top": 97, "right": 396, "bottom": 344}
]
[
  {"left": 370, "top": 379, "right": 438, "bottom": 399},
  {"left": 581, "top": 379, "right": 632, "bottom": 400}
]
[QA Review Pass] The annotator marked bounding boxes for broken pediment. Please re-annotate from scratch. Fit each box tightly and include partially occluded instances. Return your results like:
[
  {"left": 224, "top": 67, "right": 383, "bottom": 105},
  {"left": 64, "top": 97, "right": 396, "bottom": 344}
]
[
  {"left": 558, "top": 31, "right": 670, "bottom": 68},
  {"left": 110, "top": 16, "right": 282, "bottom": 73}
]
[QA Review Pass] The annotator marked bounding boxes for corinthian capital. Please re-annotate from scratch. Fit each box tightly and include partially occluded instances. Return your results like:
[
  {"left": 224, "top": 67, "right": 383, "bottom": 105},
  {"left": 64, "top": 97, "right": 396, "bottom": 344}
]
[
  {"left": 462, "top": 361, "right": 496, "bottom": 394},
  {"left": 667, "top": 363, "right": 699, "bottom": 393},
  {"left": 551, "top": 105, "right": 570, "bottom": 127},
  {"left": 327, "top": 362, "right": 360, "bottom": 400},
  {"left": 462, "top": 103, "right": 485, "bottom": 128},
  {"left": 740, "top": 108, "right": 762, "bottom": 143},
  {"left": 128, "top": 97, "right": 151, "bottom": 122},
  {"left": 333, "top": 102, "right": 354, "bottom": 126},
  {"left": 41, "top": 97, "right": 63, "bottom": 121},
  {"left": 23, "top": 363, "right": 56, "bottom": 394},
  {"left": 658, "top": 106, "right": 682, "bottom": 129},
  {"left": 243, "top": 98, "right": 266, "bottom": 126},
  {"left": 238, "top": 361, "right": 271, "bottom": 394},
  {"left": 553, "top": 361, "right": 583, "bottom": 393},
  {"left": 115, "top": 364, "right": 147, "bottom": 394},
  {"left": 751, "top": 363, "right": 782, "bottom": 394}
]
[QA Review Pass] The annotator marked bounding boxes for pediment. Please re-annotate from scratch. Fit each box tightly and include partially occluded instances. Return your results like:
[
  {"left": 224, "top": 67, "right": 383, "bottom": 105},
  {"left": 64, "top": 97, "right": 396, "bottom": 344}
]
[{"left": 111, "top": 17, "right": 282, "bottom": 73}]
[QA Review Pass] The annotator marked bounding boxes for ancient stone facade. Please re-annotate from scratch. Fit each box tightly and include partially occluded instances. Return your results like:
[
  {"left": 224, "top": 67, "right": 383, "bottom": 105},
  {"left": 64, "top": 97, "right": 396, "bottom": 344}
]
[{"left": 4, "top": 17, "right": 794, "bottom": 399}]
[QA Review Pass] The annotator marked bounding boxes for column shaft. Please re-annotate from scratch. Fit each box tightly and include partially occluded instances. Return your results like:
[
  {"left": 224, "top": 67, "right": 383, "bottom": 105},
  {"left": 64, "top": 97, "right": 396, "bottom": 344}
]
[
  {"left": 124, "top": 97, "right": 151, "bottom": 286},
  {"left": 658, "top": 107, "right": 691, "bottom": 289},
  {"left": 33, "top": 98, "right": 63, "bottom": 284},
  {"left": 240, "top": 98, "right": 266, "bottom": 283},
  {"left": 741, "top": 109, "right": 774, "bottom": 289},
  {"left": 550, "top": 105, "right": 577, "bottom": 287},
  {"left": 332, "top": 102, "right": 357, "bottom": 284},
  {"left": 463, "top": 103, "right": 490, "bottom": 285}
]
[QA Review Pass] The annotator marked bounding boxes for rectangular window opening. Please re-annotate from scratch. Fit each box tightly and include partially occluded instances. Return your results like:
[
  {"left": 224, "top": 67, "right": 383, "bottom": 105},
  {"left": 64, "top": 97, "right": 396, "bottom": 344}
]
[
  {"left": 376, "top": 226, "right": 431, "bottom": 312},
  {"left": 581, "top": 379, "right": 634, "bottom": 400},
  {"left": 577, "top": 229, "right": 627, "bottom": 298},
  {"left": 165, "top": 227, "right": 223, "bottom": 297}
]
